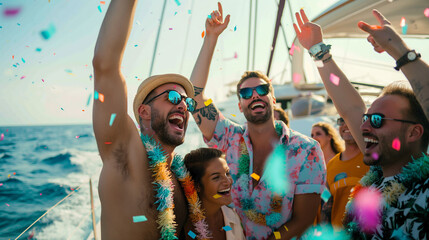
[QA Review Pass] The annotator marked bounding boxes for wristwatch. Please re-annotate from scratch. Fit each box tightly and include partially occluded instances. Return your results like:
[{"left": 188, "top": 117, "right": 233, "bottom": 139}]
[
  {"left": 309, "top": 42, "right": 331, "bottom": 60},
  {"left": 394, "top": 50, "right": 421, "bottom": 71}
]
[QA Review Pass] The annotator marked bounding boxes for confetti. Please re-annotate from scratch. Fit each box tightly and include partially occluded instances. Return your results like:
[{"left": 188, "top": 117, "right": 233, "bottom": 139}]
[
  {"left": 12, "top": 55, "right": 14, "bottom": 60},
  {"left": 104, "top": 142, "right": 112, "bottom": 144},
  {"left": 20, "top": 76, "right": 26, "bottom": 80},
  {"left": 329, "top": 73, "right": 340, "bottom": 86},
  {"left": 188, "top": 10, "right": 192, "bottom": 14},
  {"left": 98, "top": 5, "right": 102, "bottom": 13},
  {"left": 371, "top": 152, "right": 379, "bottom": 160},
  {"left": 204, "top": 98, "right": 212, "bottom": 106},
  {"left": 99, "top": 93, "right": 105, "bottom": 102},
  {"left": 36, "top": 48, "right": 42, "bottom": 52},
  {"left": 264, "top": 144, "right": 289, "bottom": 195},
  {"left": 109, "top": 113, "right": 117, "bottom": 126},
  {"left": 6, "top": 203, "right": 10, "bottom": 207},
  {"left": 250, "top": 173, "right": 260, "bottom": 181},
  {"left": 40, "top": 24, "right": 56, "bottom": 40},
  {"left": 86, "top": 93, "right": 92, "bottom": 106},
  {"left": 75, "top": 136, "right": 80, "bottom": 139},
  {"left": 100, "top": 1, "right": 105, "bottom": 4},
  {"left": 425, "top": 8, "right": 429, "bottom": 18},
  {"left": 188, "top": 230, "right": 196, "bottom": 239},
  {"left": 274, "top": 231, "right": 281, "bottom": 239},
  {"left": 169, "top": 27, "right": 173, "bottom": 30},
  {"left": 371, "top": 25, "right": 382, "bottom": 30},
  {"left": 0, "top": 183, "right": 3, "bottom": 186},
  {"left": 65, "top": 69, "right": 73, "bottom": 73},
  {"left": 61, "top": 107, "right": 64, "bottom": 111},
  {"left": 0, "top": 133, "right": 4, "bottom": 141},
  {"left": 354, "top": 187, "right": 382, "bottom": 233},
  {"left": 399, "top": 17, "right": 406, "bottom": 27},
  {"left": 3, "top": 7, "right": 21, "bottom": 17},
  {"left": 289, "top": 43, "right": 300, "bottom": 56},
  {"left": 40, "top": 193, "right": 42, "bottom": 196},
  {"left": 234, "top": 52, "right": 238, "bottom": 59},
  {"left": 132, "top": 215, "right": 147, "bottom": 223},
  {"left": 222, "top": 225, "right": 232, "bottom": 232},
  {"left": 213, "top": 194, "right": 222, "bottom": 199},
  {"left": 401, "top": 24, "right": 408, "bottom": 35},
  {"left": 94, "top": 90, "right": 99, "bottom": 100},
  {"left": 134, "top": 44, "right": 138, "bottom": 47},
  {"left": 21, "top": 58, "right": 26, "bottom": 63},
  {"left": 201, "top": 31, "right": 205, "bottom": 38},
  {"left": 234, "top": 26, "right": 237, "bottom": 31},
  {"left": 392, "top": 138, "right": 401, "bottom": 151},
  {"left": 231, "top": 114, "right": 236, "bottom": 117},
  {"left": 284, "top": 225, "right": 288, "bottom": 231},
  {"left": 321, "top": 188, "right": 331, "bottom": 202},
  {"left": 174, "top": 0, "right": 181, "bottom": 6},
  {"left": 292, "top": 73, "right": 301, "bottom": 84},
  {"left": 208, "top": 14, "right": 212, "bottom": 19}
]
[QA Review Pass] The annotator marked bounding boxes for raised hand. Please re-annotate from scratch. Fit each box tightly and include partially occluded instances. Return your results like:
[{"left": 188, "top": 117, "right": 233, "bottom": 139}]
[
  {"left": 293, "top": 9, "right": 323, "bottom": 50},
  {"left": 358, "top": 9, "right": 408, "bottom": 59},
  {"left": 205, "top": 2, "right": 230, "bottom": 37}
]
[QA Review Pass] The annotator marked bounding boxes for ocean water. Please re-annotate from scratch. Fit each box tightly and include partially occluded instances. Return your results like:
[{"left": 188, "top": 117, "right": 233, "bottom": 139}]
[{"left": 0, "top": 122, "right": 207, "bottom": 240}]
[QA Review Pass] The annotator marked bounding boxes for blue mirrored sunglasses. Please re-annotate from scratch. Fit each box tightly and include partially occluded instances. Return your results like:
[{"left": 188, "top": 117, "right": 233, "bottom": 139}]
[
  {"left": 239, "top": 84, "right": 270, "bottom": 99},
  {"left": 362, "top": 113, "right": 417, "bottom": 129},
  {"left": 144, "top": 90, "right": 197, "bottom": 112}
]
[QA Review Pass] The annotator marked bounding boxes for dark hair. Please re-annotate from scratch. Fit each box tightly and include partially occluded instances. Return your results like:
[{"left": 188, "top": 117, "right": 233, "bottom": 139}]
[
  {"left": 236, "top": 71, "right": 274, "bottom": 99},
  {"left": 274, "top": 107, "right": 290, "bottom": 127},
  {"left": 380, "top": 81, "right": 429, "bottom": 150},
  {"left": 184, "top": 148, "right": 224, "bottom": 192},
  {"left": 312, "top": 122, "right": 344, "bottom": 154}
]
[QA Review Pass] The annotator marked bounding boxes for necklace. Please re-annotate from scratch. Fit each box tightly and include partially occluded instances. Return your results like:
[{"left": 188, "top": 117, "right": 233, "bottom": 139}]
[
  {"left": 345, "top": 153, "right": 429, "bottom": 237},
  {"left": 141, "top": 134, "right": 210, "bottom": 240},
  {"left": 236, "top": 122, "right": 285, "bottom": 227}
]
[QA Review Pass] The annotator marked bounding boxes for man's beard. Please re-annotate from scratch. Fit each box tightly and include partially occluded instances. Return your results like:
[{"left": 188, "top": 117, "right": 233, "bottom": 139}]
[
  {"left": 151, "top": 108, "right": 185, "bottom": 147},
  {"left": 243, "top": 99, "right": 272, "bottom": 124},
  {"left": 363, "top": 132, "right": 407, "bottom": 167}
]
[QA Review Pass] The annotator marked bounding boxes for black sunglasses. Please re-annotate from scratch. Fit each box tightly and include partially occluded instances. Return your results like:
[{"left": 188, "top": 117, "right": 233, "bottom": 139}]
[
  {"left": 144, "top": 90, "right": 197, "bottom": 112},
  {"left": 239, "top": 84, "right": 270, "bottom": 99},
  {"left": 337, "top": 117, "right": 345, "bottom": 126},
  {"left": 362, "top": 113, "right": 418, "bottom": 129}
]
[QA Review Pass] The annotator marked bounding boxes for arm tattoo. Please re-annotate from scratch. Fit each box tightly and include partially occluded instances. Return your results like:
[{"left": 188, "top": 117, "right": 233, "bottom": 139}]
[
  {"left": 193, "top": 104, "right": 218, "bottom": 122},
  {"left": 193, "top": 86, "right": 204, "bottom": 97},
  {"left": 196, "top": 114, "right": 202, "bottom": 126}
]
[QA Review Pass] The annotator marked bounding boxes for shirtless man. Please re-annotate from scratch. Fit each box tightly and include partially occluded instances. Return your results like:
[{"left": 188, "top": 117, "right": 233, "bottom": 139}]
[{"left": 92, "top": 0, "right": 195, "bottom": 239}]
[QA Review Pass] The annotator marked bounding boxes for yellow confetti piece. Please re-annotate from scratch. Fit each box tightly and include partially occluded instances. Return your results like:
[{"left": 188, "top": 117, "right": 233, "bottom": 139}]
[
  {"left": 250, "top": 173, "right": 260, "bottom": 181},
  {"left": 284, "top": 225, "right": 289, "bottom": 231},
  {"left": 213, "top": 194, "right": 222, "bottom": 199},
  {"left": 201, "top": 30, "right": 205, "bottom": 38},
  {"left": 204, "top": 98, "right": 212, "bottom": 106},
  {"left": 274, "top": 231, "right": 281, "bottom": 239},
  {"left": 231, "top": 114, "right": 236, "bottom": 117}
]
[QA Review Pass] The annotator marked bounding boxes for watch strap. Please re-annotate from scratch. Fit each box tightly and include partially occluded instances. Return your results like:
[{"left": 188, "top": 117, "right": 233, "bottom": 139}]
[{"left": 394, "top": 50, "right": 421, "bottom": 71}]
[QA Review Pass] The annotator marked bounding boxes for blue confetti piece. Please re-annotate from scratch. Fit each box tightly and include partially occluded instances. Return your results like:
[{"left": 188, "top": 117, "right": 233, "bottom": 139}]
[
  {"left": 321, "top": 188, "right": 331, "bottom": 202},
  {"left": 134, "top": 44, "right": 138, "bottom": 47},
  {"left": 40, "top": 24, "right": 56, "bottom": 40},
  {"left": 187, "top": 231, "right": 196, "bottom": 239},
  {"left": 65, "top": 69, "right": 73, "bottom": 73},
  {"left": 86, "top": 93, "right": 92, "bottom": 106},
  {"left": 35, "top": 48, "right": 42, "bottom": 52},
  {"left": 0, "top": 26, "right": 2, "bottom": 29},
  {"left": 208, "top": 14, "right": 212, "bottom": 19},
  {"left": 21, "top": 58, "right": 25, "bottom": 63},
  {"left": 17, "top": 23, "right": 21, "bottom": 26},
  {"left": 109, "top": 113, "right": 117, "bottom": 126},
  {"left": 94, "top": 90, "right": 99, "bottom": 100},
  {"left": 60, "top": 108, "right": 64, "bottom": 111},
  {"left": 222, "top": 225, "right": 232, "bottom": 232},
  {"left": 188, "top": 9, "right": 191, "bottom": 14},
  {"left": 98, "top": 5, "right": 102, "bottom": 13},
  {"left": 402, "top": 24, "right": 408, "bottom": 35},
  {"left": 13, "top": 64, "right": 17, "bottom": 68},
  {"left": 264, "top": 144, "right": 289, "bottom": 195},
  {"left": 132, "top": 215, "right": 147, "bottom": 223},
  {"left": 174, "top": 11, "right": 178, "bottom": 16},
  {"left": 234, "top": 26, "right": 237, "bottom": 31},
  {"left": 174, "top": 0, "right": 181, "bottom": 6}
]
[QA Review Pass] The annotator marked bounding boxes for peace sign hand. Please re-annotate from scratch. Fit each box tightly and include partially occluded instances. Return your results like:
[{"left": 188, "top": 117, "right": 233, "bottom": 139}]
[
  {"left": 205, "top": 2, "right": 231, "bottom": 37},
  {"left": 293, "top": 9, "right": 323, "bottom": 50}
]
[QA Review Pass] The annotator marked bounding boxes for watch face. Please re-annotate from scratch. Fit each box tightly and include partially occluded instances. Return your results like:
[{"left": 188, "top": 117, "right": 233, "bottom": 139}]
[
  {"left": 407, "top": 51, "right": 417, "bottom": 60},
  {"left": 310, "top": 45, "right": 322, "bottom": 55}
]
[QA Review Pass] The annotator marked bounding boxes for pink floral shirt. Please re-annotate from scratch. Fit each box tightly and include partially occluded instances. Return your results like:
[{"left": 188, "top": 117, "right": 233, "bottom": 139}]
[{"left": 204, "top": 113, "right": 326, "bottom": 239}]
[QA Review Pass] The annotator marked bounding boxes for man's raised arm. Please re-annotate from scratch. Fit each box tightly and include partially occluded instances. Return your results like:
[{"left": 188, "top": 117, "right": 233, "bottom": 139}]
[
  {"left": 190, "top": 2, "right": 230, "bottom": 141},
  {"left": 293, "top": 9, "right": 366, "bottom": 152},
  {"left": 92, "top": 0, "right": 138, "bottom": 158},
  {"left": 358, "top": 9, "right": 429, "bottom": 120}
]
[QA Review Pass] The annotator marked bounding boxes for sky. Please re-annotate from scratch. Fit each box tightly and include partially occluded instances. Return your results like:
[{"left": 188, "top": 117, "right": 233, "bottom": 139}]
[{"left": 0, "top": 0, "right": 427, "bottom": 126}]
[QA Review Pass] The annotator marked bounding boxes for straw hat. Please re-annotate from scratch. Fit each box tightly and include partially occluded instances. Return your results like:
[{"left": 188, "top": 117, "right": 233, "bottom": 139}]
[{"left": 133, "top": 74, "right": 194, "bottom": 123}]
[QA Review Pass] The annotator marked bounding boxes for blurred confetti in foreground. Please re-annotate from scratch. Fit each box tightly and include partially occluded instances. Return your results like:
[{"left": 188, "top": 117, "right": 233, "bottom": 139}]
[
  {"left": 40, "top": 24, "right": 56, "bottom": 40},
  {"left": 353, "top": 187, "right": 382, "bottom": 233},
  {"left": 264, "top": 144, "right": 289, "bottom": 195},
  {"left": 300, "top": 224, "right": 348, "bottom": 240}
]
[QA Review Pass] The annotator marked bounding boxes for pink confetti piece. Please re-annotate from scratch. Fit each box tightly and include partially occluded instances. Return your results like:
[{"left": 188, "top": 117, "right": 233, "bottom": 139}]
[
  {"left": 234, "top": 52, "right": 238, "bottom": 59},
  {"left": 425, "top": 8, "right": 429, "bottom": 18},
  {"left": 292, "top": 73, "right": 301, "bottom": 84},
  {"left": 400, "top": 17, "right": 406, "bottom": 27},
  {"left": 0, "top": 133, "right": 4, "bottom": 141},
  {"left": 75, "top": 136, "right": 80, "bottom": 139},
  {"left": 329, "top": 73, "right": 340, "bottom": 86},
  {"left": 288, "top": 43, "right": 300, "bottom": 56},
  {"left": 371, "top": 152, "right": 379, "bottom": 160},
  {"left": 3, "top": 7, "right": 21, "bottom": 17},
  {"left": 354, "top": 188, "right": 382, "bottom": 233},
  {"left": 0, "top": 183, "right": 3, "bottom": 186},
  {"left": 20, "top": 76, "right": 26, "bottom": 80},
  {"left": 40, "top": 193, "right": 42, "bottom": 196},
  {"left": 168, "top": 27, "right": 173, "bottom": 30},
  {"left": 6, "top": 203, "right": 10, "bottom": 207},
  {"left": 392, "top": 137, "right": 401, "bottom": 151},
  {"left": 42, "top": 79, "right": 45, "bottom": 82}
]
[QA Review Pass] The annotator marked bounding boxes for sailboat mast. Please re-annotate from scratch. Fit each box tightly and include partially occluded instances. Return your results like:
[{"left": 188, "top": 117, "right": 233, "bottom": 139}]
[
  {"left": 149, "top": 0, "right": 168, "bottom": 76},
  {"left": 252, "top": 0, "right": 258, "bottom": 70},
  {"left": 247, "top": 0, "right": 253, "bottom": 70},
  {"left": 267, "top": 0, "right": 286, "bottom": 77}
]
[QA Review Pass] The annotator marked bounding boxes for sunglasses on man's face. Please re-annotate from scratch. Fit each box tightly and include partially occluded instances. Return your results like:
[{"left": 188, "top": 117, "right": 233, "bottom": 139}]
[
  {"left": 337, "top": 117, "right": 345, "bottom": 126},
  {"left": 239, "top": 84, "right": 270, "bottom": 99},
  {"left": 362, "top": 113, "right": 418, "bottom": 129},
  {"left": 144, "top": 90, "right": 197, "bottom": 112}
]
